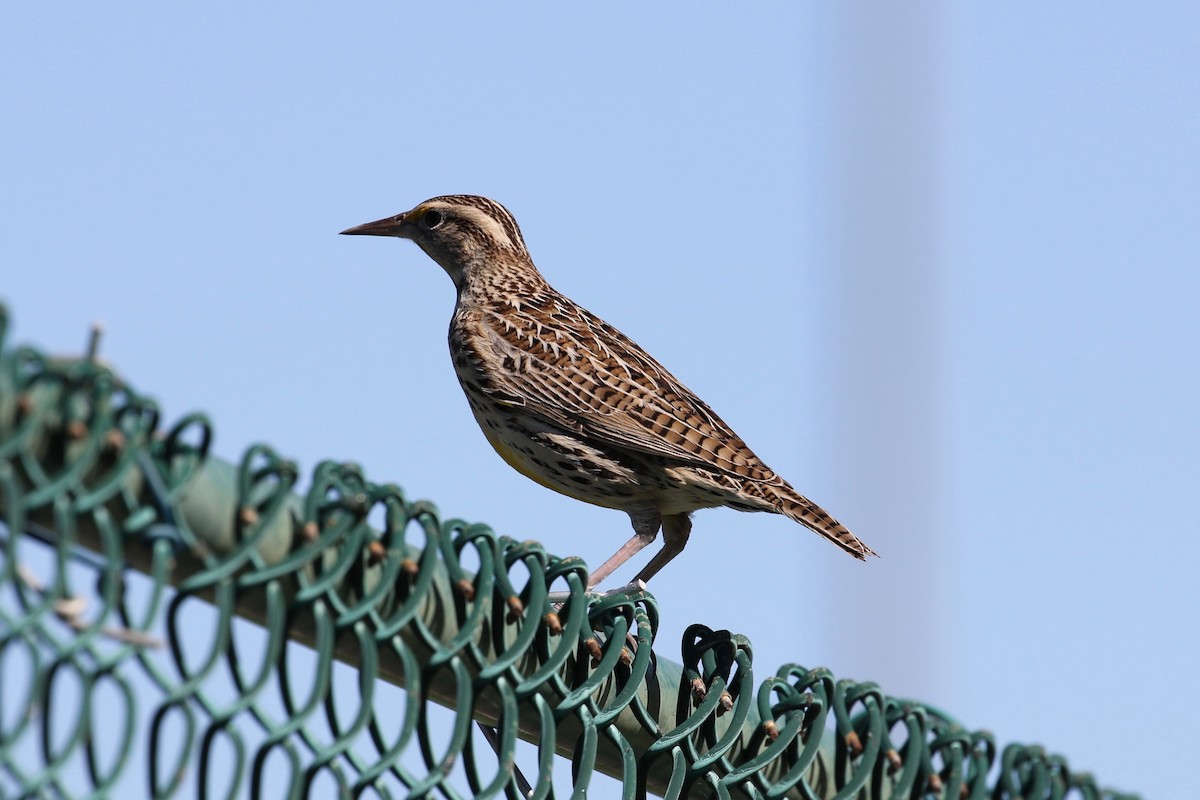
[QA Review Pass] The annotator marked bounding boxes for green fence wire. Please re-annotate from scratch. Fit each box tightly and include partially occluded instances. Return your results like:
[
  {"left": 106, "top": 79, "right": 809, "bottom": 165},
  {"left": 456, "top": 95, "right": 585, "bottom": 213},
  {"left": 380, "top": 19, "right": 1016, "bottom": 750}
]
[{"left": 0, "top": 303, "right": 1137, "bottom": 800}]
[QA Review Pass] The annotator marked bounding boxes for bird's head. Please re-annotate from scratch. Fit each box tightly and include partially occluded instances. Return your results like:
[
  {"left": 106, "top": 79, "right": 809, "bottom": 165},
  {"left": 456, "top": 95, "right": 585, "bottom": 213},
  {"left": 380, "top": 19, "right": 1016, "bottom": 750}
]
[{"left": 341, "top": 195, "right": 531, "bottom": 289}]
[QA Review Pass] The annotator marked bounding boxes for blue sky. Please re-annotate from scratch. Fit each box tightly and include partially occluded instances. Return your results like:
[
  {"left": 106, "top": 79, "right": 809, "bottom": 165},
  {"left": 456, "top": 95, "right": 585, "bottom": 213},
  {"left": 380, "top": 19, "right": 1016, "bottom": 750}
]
[{"left": 3, "top": 3, "right": 1197, "bottom": 797}]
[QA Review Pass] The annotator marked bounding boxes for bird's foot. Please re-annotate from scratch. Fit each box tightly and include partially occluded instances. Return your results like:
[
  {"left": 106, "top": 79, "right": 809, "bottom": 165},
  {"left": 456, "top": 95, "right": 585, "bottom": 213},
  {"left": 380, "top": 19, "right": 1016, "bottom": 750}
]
[{"left": 546, "top": 579, "right": 646, "bottom": 605}]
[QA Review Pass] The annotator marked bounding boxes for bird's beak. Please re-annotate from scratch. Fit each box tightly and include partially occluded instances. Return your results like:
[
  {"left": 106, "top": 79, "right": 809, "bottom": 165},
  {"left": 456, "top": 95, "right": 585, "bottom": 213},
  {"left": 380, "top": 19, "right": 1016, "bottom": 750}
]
[{"left": 340, "top": 213, "right": 411, "bottom": 237}]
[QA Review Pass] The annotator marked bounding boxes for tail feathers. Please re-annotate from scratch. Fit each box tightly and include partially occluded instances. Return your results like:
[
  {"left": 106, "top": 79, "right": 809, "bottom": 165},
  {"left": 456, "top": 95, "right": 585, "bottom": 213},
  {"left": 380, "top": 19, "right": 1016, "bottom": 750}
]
[{"left": 771, "top": 486, "right": 877, "bottom": 561}]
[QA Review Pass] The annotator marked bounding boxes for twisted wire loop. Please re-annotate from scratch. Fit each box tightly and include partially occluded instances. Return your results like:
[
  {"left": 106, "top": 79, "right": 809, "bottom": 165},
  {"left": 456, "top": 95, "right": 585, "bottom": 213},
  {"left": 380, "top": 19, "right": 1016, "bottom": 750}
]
[{"left": 0, "top": 305, "right": 1139, "bottom": 800}]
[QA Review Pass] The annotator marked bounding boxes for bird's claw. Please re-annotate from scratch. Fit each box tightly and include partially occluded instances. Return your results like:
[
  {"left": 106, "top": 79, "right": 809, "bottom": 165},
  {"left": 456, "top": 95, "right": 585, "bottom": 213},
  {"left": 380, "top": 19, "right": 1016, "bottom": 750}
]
[{"left": 546, "top": 578, "right": 646, "bottom": 605}]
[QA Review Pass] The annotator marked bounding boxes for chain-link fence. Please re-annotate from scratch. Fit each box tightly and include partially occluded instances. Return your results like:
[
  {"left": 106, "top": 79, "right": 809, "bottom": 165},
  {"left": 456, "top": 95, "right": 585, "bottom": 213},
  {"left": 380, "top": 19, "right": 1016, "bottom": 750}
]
[{"left": 0, "top": 305, "right": 1137, "bottom": 799}]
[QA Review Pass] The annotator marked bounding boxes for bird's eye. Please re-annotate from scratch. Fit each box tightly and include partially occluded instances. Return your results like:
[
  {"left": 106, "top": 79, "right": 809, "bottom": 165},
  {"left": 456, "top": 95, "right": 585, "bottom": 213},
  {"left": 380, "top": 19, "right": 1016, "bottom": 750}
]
[{"left": 421, "top": 209, "right": 444, "bottom": 230}]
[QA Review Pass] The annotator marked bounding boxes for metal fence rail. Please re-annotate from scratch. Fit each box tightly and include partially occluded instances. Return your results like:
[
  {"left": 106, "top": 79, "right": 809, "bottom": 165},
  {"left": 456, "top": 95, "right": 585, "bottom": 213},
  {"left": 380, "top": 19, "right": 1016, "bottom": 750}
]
[{"left": 0, "top": 304, "right": 1137, "bottom": 799}]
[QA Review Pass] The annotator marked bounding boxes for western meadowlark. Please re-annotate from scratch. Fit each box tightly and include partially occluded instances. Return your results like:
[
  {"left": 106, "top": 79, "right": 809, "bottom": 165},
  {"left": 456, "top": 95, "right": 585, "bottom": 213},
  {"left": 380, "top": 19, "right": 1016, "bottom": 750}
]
[{"left": 342, "top": 195, "right": 875, "bottom": 589}]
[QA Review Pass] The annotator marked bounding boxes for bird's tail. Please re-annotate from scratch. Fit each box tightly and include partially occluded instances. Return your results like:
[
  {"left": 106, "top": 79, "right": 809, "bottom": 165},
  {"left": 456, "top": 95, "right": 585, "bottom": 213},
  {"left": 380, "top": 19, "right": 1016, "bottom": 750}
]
[{"left": 769, "top": 485, "right": 877, "bottom": 561}]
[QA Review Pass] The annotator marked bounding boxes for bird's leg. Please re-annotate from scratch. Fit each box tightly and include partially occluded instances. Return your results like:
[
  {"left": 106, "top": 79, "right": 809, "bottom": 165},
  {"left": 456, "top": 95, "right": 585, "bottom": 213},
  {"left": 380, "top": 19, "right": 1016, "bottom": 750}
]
[
  {"left": 632, "top": 513, "right": 692, "bottom": 585},
  {"left": 586, "top": 511, "right": 661, "bottom": 590}
]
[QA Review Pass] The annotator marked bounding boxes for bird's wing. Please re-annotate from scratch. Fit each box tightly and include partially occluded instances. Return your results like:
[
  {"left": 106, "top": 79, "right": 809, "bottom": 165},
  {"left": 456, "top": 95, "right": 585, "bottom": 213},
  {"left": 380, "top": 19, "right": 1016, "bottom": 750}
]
[
  {"left": 472, "top": 294, "right": 878, "bottom": 561},
  {"left": 475, "top": 297, "right": 777, "bottom": 482}
]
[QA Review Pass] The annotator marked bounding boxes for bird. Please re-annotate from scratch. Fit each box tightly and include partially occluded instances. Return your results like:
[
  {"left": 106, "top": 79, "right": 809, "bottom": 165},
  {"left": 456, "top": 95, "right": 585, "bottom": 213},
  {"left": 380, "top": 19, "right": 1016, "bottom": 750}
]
[{"left": 341, "top": 195, "right": 875, "bottom": 589}]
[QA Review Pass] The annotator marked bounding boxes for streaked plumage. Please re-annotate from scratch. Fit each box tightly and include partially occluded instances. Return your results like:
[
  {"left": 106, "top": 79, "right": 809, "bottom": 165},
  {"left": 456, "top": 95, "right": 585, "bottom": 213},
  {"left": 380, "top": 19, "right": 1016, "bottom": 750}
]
[{"left": 342, "top": 195, "right": 875, "bottom": 588}]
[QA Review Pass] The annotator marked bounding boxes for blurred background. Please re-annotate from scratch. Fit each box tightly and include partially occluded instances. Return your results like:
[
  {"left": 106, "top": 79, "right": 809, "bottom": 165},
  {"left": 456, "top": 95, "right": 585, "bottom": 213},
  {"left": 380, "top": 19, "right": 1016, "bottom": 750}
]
[{"left": 2, "top": 3, "right": 1196, "bottom": 796}]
